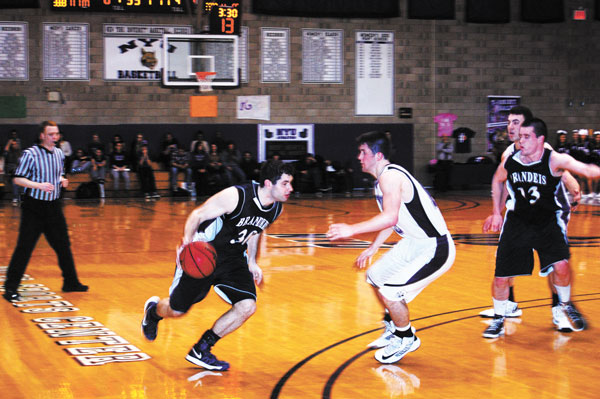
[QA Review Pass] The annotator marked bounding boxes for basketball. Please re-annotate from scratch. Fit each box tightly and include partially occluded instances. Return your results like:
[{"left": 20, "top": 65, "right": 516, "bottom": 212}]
[{"left": 179, "top": 241, "right": 217, "bottom": 279}]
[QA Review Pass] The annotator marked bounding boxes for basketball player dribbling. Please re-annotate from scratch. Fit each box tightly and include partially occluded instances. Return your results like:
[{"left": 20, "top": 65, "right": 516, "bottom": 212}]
[{"left": 141, "top": 160, "right": 294, "bottom": 370}]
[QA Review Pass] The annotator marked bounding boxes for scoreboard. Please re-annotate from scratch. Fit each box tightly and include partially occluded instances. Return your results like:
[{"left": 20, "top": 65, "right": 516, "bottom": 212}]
[
  {"left": 205, "top": 1, "right": 241, "bottom": 35},
  {"left": 49, "top": 0, "right": 188, "bottom": 14}
]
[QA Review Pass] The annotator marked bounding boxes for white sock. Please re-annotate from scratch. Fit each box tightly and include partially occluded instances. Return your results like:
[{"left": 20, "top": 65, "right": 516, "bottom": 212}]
[
  {"left": 554, "top": 284, "right": 571, "bottom": 304},
  {"left": 396, "top": 323, "right": 411, "bottom": 332},
  {"left": 492, "top": 298, "right": 508, "bottom": 317}
]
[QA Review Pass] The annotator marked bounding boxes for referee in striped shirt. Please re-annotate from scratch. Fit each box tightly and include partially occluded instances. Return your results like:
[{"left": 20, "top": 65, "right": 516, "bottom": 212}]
[{"left": 3, "top": 121, "right": 88, "bottom": 302}]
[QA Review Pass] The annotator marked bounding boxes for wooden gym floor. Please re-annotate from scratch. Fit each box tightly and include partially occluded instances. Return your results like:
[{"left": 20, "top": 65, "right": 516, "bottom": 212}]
[{"left": 1, "top": 192, "right": 599, "bottom": 399}]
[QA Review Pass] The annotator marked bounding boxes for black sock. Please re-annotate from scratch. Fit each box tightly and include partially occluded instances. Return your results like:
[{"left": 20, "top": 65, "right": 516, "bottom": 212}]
[
  {"left": 508, "top": 286, "right": 515, "bottom": 302},
  {"left": 149, "top": 304, "right": 162, "bottom": 321},
  {"left": 383, "top": 312, "right": 392, "bottom": 323},
  {"left": 393, "top": 326, "right": 414, "bottom": 339},
  {"left": 552, "top": 293, "right": 559, "bottom": 307},
  {"left": 199, "top": 329, "right": 221, "bottom": 347}
]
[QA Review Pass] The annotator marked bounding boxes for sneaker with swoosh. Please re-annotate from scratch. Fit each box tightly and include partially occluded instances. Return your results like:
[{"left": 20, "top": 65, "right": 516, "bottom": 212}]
[
  {"left": 185, "top": 342, "right": 230, "bottom": 371},
  {"left": 374, "top": 335, "right": 421, "bottom": 364}
]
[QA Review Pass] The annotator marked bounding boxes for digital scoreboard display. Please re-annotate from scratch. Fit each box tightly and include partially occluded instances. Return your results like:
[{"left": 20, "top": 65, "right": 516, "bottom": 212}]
[
  {"left": 205, "top": 1, "right": 241, "bottom": 35},
  {"left": 50, "top": 0, "right": 188, "bottom": 14}
]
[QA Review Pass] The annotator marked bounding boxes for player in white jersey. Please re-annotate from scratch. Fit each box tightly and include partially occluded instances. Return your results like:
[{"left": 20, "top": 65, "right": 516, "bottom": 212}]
[{"left": 327, "top": 131, "right": 455, "bottom": 364}]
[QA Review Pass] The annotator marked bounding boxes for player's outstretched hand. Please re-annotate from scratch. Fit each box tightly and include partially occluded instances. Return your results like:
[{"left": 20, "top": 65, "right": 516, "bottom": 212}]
[
  {"left": 355, "top": 247, "right": 376, "bottom": 269},
  {"left": 482, "top": 214, "right": 503, "bottom": 233},
  {"left": 326, "top": 223, "right": 353, "bottom": 240}
]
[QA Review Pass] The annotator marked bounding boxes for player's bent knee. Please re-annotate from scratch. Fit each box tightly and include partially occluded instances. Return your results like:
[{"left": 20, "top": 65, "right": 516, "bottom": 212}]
[
  {"left": 551, "top": 260, "right": 570, "bottom": 276},
  {"left": 169, "top": 309, "right": 186, "bottom": 318},
  {"left": 233, "top": 299, "right": 256, "bottom": 319},
  {"left": 493, "top": 276, "right": 510, "bottom": 288}
]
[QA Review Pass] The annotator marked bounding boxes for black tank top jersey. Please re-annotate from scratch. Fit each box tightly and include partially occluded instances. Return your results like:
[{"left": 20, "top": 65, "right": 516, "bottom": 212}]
[
  {"left": 505, "top": 148, "right": 562, "bottom": 224},
  {"left": 197, "top": 182, "right": 283, "bottom": 259}
]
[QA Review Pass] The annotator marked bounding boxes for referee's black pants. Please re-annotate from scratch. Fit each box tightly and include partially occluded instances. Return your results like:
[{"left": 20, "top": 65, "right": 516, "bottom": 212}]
[{"left": 4, "top": 196, "right": 80, "bottom": 292}]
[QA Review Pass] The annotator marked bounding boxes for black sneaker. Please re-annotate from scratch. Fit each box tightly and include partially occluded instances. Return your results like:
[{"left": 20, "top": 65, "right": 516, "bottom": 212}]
[
  {"left": 62, "top": 282, "right": 89, "bottom": 292},
  {"left": 141, "top": 296, "right": 161, "bottom": 341},
  {"left": 483, "top": 317, "right": 505, "bottom": 339},
  {"left": 560, "top": 302, "right": 586, "bottom": 331},
  {"left": 3, "top": 290, "right": 22, "bottom": 302},
  {"left": 185, "top": 341, "right": 230, "bottom": 371}
]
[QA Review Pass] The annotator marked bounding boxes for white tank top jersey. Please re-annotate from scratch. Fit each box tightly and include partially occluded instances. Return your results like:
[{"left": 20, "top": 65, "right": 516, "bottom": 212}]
[{"left": 374, "top": 164, "right": 449, "bottom": 239}]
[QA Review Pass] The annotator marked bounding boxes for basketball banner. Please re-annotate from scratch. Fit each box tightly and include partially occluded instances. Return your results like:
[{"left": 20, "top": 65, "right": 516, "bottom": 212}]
[{"left": 103, "top": 24, "right": 192, "bottom": 81}]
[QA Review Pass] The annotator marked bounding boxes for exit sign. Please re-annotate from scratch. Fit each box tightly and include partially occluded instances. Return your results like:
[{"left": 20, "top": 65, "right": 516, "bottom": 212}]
[{"left": 573, "top": 8, "right": 587, "bottom": 20}]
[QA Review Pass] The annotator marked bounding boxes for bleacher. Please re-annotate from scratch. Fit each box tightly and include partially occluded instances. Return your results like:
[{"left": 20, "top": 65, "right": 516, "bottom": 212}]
[{"left": 63, "top": 168, "right": 173, "bottom": 199}]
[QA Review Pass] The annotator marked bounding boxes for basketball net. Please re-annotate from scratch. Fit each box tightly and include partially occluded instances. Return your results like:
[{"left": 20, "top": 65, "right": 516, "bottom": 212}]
[{"left": 195, "top": 71, "right": 216, "bottom": 93}]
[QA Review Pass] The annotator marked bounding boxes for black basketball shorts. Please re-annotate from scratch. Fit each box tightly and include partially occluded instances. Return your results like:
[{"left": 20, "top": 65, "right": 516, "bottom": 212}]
[
  {"left": 495, "top": 211, "right": 570, "bottom": 278},
  {"left": 169, "top": 255, "right": 257, "bottom": 313}
]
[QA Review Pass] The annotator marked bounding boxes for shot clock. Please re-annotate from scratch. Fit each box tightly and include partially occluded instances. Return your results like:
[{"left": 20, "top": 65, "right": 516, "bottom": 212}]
[
  {"left": 205, "top": 1, "right": 242, "bottom": 35},
  {"left": 49, "top": 0, "right": 188, "bottom": 14}
]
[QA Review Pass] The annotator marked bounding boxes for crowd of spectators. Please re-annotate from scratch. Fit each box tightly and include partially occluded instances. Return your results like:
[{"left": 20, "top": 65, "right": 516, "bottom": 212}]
[
  {"left": 2, "top": 128, "right": 359, "bottom": 201},
  {"left": 552, "top": 129, "right": 600, "bottom": 202}
]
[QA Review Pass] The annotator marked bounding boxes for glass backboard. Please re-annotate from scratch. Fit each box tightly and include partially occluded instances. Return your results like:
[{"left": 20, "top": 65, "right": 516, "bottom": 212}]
[{"left": 162, "top": 34, "right": 239, "bottom": 87}]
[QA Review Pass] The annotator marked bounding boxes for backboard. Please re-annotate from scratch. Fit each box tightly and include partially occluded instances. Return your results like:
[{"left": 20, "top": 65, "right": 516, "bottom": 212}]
[{"left": 162, "top": 34, "right": 239, "bottom": 87}]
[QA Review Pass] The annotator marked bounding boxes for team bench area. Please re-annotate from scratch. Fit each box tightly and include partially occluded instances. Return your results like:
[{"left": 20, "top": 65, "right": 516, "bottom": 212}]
[{"left": 64, "top": 169, "right": 173, "bottom": 199}]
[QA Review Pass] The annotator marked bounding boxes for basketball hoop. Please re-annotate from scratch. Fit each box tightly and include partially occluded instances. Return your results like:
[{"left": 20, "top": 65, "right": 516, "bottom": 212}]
[{"left": 195, "top": 71, "right": 216, "bottom": 93}]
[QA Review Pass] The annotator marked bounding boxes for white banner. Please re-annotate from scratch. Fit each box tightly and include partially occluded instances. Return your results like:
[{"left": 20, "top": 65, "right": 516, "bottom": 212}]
[
  {"left": 237, "top": 95, "right": 270, "bottom": 121},
  {"left": 261, "top": 28, "right": 290, "bottom": 83},
  {"left": 43, "top": 23, "right": 89, "bottom": 81},
  {"left": 355, "top": 31, "right": 394, "bottom": 116},
  {"left": 0, "top": 22, "right": 28, "bottom": 81},
  {"left": 103, "top": 24, "right": 192, "bottom": 81}
]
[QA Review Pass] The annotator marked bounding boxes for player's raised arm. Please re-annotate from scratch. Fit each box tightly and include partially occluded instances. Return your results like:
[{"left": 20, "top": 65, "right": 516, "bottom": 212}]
[{"left": 551, "top": 151, "right": 600, "bottom": 180}]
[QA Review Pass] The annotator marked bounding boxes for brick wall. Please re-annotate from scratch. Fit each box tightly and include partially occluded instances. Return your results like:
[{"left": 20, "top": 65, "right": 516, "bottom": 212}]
[{"left": 1, "top": 0, "right": 599, "bottom": 182}]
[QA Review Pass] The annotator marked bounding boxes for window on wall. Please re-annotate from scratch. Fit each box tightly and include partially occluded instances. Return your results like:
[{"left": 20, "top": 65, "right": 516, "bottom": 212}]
[
  {"left": 252, "top": 0, "right": 399, "bottom": 18},
  {"left": 407, "top": 0, "right": 455, "bottom": 20},
  {"left": 0, "top": 0, "right": 39, "bottom": 8}
]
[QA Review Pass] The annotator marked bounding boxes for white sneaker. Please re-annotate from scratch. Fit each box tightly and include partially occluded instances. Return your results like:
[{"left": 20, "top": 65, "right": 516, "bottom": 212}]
[
  {"left": 368, "top": 320, "right": 395, "bottom": 348},
  {"left": 552, "top": 305, "right": 573, "bottom": 332},
  {"left": 374, "top": 335, "right": 421, "bottom": 364},
  {"left": 553, "top": 302, "right": 586, "bottom": 332},
  {"left": 479, "top": 301, "right": 522, "bottom": 318},
  {"left": 368, "top": 321, "right": 417, "bottom": 349}
]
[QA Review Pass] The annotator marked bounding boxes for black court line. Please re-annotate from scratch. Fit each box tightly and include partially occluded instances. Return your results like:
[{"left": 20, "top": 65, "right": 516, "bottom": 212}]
[
  {"left": 322, "top": 297, "right": 600, "bottom": 399},
  {"left": 438, "top": 199, "right": 481, "bottom": 212},
  {"left": 270, "top": 294, "right": 600, "bottom": 399}
]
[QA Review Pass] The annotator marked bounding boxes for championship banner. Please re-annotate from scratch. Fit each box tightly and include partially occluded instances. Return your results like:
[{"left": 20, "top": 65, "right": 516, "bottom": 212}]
[
  {"left": 103, "top": 24, "right": 192, "bottom": 81},
  {"left": 237, "top": 95, "right": 270, "bottom": 121}
]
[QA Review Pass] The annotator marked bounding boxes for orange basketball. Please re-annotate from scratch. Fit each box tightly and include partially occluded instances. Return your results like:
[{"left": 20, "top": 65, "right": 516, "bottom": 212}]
[{"left": 179, "top": 241, "right": 217, "bottom": 279}]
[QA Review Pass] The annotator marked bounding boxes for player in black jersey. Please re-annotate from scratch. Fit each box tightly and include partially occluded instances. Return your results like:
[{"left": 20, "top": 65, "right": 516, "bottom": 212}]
[
  {"left": 482, "top": 118, "right": 600, "bottom": 339},
  {"left": 480, "top": 106, "right": 581, "bottom": 324},
  {"left": 141, "top": 160, "right": 294, "bottom": 370}
]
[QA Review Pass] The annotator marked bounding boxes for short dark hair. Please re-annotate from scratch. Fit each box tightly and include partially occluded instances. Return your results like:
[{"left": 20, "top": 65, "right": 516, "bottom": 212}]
[
  {"left": 521, "top": 118, "right": 547, "bottom": 139},
  {"left": 356, "top": 131, "right": 391, "bottom": 160},
  {"left": 259, "top": 160, "right": 294, "bottom": 187},
  {"left": 508, "top": 106, "right": 533, "bottom": 121}
]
